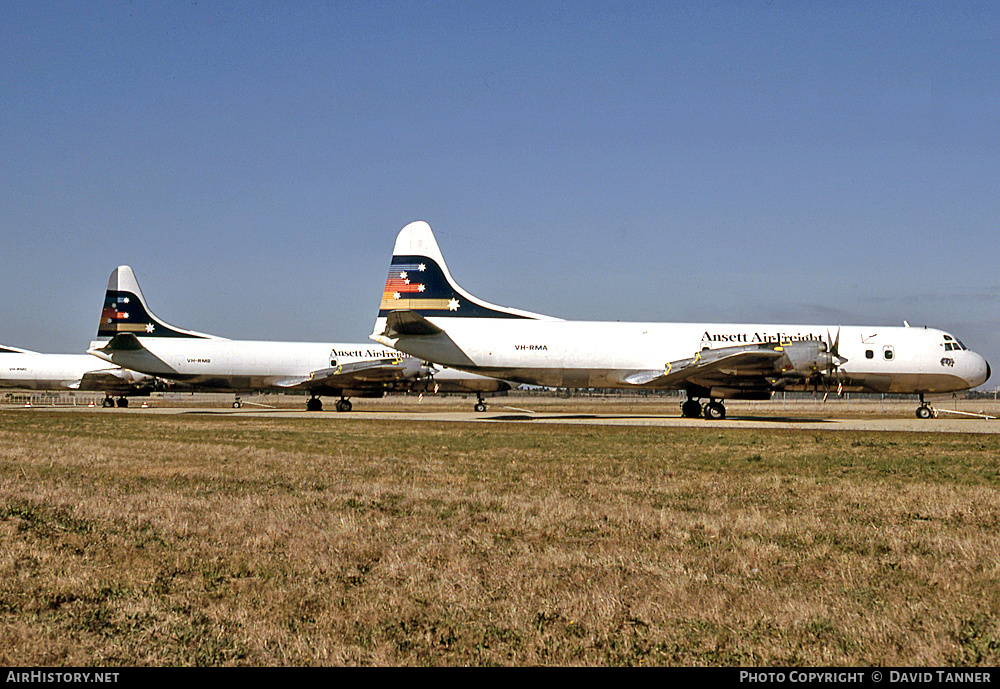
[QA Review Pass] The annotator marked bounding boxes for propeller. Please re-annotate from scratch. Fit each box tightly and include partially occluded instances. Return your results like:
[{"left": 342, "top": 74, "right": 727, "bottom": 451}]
[
  {"left": 824, "top": 327, "right": 848, "bottom": 395},
  {"left": 420, "top": 362, "right": 441, "bottom": 394}
]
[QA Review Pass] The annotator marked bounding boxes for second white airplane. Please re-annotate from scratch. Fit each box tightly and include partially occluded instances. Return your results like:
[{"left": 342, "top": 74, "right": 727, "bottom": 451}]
[
  {"left": 88, "top": 266, "right": 510, "bottom": 411},
  {"left": 1, "top": 343, "right": 160, "bottom": 406},
  {"left": 371, "top": 221, "right": 990, "bottom": 419}
]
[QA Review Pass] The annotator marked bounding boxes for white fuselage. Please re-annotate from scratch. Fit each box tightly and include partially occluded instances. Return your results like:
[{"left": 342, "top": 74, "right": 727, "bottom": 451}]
[
  {"left": 89, "top": 339, "right": 401, "bottom": 390},
  {"left": 380, "top": 318, "right": 990, "bottom": 394},
  {"left": 0, "top": 352, "right": 141, "bottom": 391},
  {"left": 87, "top": 337, "right": 507, "bottom": 395}
]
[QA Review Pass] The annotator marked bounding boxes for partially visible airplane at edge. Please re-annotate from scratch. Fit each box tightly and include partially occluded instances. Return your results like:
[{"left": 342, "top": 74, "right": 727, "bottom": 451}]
[
  {"left": 1, "top": 343, "right": 160, "bottom": 405},
  {"left": 87, "top": 265, "right": 509, "bottom": 411},
  {"left": 371, "top": 221, "right": 991, "bottom": 420}
]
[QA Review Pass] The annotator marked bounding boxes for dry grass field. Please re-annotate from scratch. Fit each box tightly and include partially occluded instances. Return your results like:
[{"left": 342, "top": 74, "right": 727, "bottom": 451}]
[{"left": 2, "top": 405, "right": 999, "bottom": 666}]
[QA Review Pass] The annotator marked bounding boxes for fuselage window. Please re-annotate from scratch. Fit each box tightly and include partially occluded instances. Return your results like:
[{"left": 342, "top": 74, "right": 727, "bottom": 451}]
[
  {"left": 865, "top": 349, "right": 874, "bottom": 359},
  {"left": 883, "top": 346, "right": 894, "bottom": 361},
  {"left": 331, "top": 360, "right": 337, "bottom": 367}
]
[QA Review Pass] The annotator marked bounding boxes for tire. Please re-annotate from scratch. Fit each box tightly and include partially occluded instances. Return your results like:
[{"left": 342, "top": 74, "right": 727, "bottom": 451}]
[
  {"left": 916, "top": 405, "right": 933, "bottom": 419},
  {"left": 681, "top": 400, "right": 702, "bottom": 418},
  {"left": 704, "top": 401, "right": 725, "bottom": 420}
]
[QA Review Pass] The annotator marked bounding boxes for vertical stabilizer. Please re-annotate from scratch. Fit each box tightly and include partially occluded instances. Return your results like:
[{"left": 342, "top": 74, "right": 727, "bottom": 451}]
[
  {"left": 96, "top": 266, "right": 222, "bottom": 339},
  {"left": 377, "top": 221, "right": 557, "bottom": 321}
]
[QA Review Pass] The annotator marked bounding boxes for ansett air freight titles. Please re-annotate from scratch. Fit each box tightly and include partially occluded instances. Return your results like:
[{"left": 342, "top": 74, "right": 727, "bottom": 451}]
[
  {"left": 87, "top": 266, "right": 509, "bottom": 411},
  {"left": 371, "top": 221, "right": 990, "bottom": 420}
]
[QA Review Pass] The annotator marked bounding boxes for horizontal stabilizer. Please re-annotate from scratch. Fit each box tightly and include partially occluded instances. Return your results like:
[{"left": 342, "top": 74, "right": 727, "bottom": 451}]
[
  {"left": 0, "top": 345, "right": 38, "bottom": 354},
  {"left": 384, "top": 310, "right": 444, "bottom": 337},
  {"left": 95, "top": 333, "right": 147, "bottom": 352}
]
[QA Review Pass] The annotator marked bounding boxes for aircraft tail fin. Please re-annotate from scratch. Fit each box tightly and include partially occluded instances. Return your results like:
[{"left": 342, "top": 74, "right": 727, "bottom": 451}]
[
  {"left": 375, "top": 221, "right": 558, "bottom": 331},
  {"left": 96, "top": 266, "right": 222, "bottom": 340}
]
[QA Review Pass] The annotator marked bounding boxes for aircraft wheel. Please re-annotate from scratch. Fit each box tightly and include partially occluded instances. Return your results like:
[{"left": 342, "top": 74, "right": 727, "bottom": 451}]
[
  {"left": 232, "top": 401, "right": 243, "bottom": 408},
  {"left": 916, "top": 405, "right": 934, "bottom": 420},
  {"left": 102, "top": 397, "right": 114, "bottom": 408},
  {"left": 704, "top": 401, "right": 726, "bottom": 420},
  {"left": 681, "top": 399, "right": 702, "bottom": 418},
  {"left": 474, "top": 402, "right": 487, "bottom": 412},
  {"left": 307, "top": 397, "right": 323, "bottom": 412},
  {"left": 117, "top": 397, "right": 129, "bottom": 408},
  {"left": 335, "top": 399, "right": 352, "bottom": 412}
]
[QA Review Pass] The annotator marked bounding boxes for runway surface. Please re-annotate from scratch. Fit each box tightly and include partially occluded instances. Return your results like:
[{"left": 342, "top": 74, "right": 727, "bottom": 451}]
[
  {"left": 13, "top": 404, "right": 997, "bottom": 434},
  {"left": 7, "top": 393, "right": 1000, "bottom": 433},
  {"left": 238, "top": 410, "right": 1000, "bottom": 433}
]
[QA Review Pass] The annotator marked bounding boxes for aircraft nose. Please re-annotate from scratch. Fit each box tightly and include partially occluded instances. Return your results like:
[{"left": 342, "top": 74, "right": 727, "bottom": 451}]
[{"left": 969, "top": 352, "right": 990, "bottom": 387}]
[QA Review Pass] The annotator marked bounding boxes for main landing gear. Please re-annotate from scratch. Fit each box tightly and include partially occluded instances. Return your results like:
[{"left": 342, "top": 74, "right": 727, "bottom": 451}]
[
  {"left": 681, "top": 397, "right": 726, "bottom": 420},
  {"left": 102, "top": 396, "right": 129, "bottom": 408},
  {"left": 305, "top": 396, "right": 352, "bottom": 412},
  {"left": 474, "top": 395, "right": 488, "bottom": 412}
]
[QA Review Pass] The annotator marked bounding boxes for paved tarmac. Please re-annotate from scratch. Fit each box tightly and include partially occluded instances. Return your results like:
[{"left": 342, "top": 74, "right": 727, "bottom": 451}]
[
  {"left": 270, "top": 410, "right": 1000, "bottom": 433},
  {"left": 13, "top": 404, "right": 997, "bottom": 433},
  {"left": 7, "top": 395, "right": 1000, "bottom": 433}
]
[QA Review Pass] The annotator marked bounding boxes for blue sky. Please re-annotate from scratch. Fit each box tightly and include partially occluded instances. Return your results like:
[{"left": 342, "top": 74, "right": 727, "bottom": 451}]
[{"left": 2, "top": 1, "right": 998, "bottom": 385}]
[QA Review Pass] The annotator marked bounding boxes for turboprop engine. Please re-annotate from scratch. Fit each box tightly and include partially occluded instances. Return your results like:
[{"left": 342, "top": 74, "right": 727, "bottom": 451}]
[
  {"left": 397, "top": 358, "right": 437, "bottom": 381},
  {"left": 774, "top": 340, "right": 847, "bottom": 378}
]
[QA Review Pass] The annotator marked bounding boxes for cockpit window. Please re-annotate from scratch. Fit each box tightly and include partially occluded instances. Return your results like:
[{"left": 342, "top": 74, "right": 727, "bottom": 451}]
[{"left": 942, "top": 335, "right": 967, "bottom": 351}]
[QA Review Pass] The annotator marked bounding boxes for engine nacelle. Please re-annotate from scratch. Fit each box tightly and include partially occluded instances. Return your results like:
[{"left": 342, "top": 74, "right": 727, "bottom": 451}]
[{"left": 774, "top": 341, "right": 840, "bottom": 377}]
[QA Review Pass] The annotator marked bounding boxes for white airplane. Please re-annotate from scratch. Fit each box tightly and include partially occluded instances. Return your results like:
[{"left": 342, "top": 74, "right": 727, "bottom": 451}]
[
  {"left": 1, "top": 343, "right": 160, "bottom": 406},
  {"left": 371, "top": 221, "right": 991, "bottom": 420},
  {"left": 87, "top": 266, "right": 510, "bottom": 411}
]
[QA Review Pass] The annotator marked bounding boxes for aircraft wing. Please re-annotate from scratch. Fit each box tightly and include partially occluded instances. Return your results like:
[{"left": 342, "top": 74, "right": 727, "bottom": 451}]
[
  {"left": 76, "top": 369, "right": 148, "bottom": 392},
  {"left": 616, "top": 345, "right": 787, "bottom": 388},
  {"left": 273, "top": 358, "right": 423, "bottom": 389}
]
